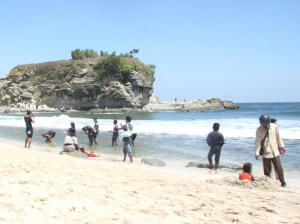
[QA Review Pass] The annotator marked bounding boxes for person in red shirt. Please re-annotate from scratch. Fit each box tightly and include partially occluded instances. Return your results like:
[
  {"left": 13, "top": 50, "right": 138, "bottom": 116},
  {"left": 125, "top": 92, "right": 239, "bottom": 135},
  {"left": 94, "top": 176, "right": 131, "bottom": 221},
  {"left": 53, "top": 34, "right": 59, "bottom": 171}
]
[{"left": 239, "top": 163, "right": 255, "bottom": 181}]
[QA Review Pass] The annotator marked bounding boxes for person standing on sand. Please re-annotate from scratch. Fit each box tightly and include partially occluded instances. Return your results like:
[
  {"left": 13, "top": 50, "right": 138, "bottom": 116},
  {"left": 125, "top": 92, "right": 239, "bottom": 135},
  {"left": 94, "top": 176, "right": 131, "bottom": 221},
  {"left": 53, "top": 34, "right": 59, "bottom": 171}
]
[
  {"left": 206, "top": 123, "right": 224, "bottom": 169},
  {"left": 24, "top": 110, "right": 35, "bottom": 148},
  {"left": 255, "top": 114, "right": 287, "bottom": 187}
]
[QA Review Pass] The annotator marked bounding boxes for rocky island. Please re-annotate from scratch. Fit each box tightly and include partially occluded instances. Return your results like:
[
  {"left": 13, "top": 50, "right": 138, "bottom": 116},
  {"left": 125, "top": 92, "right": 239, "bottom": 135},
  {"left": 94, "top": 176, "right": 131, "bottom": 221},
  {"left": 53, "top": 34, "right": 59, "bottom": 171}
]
[{"left": 0, "top": 50, "right": 239, "bottom": 113}]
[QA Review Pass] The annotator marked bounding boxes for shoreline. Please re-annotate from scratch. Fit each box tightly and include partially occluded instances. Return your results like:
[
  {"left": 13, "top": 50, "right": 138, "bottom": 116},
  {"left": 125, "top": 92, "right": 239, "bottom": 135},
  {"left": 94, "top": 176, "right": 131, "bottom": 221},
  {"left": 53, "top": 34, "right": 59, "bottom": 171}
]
[
  {"left": 1, "top": 138, "right": 300, "bottom": 186},
  {"left": 0, "top": 141, "right": 299, "bottom": 223}
]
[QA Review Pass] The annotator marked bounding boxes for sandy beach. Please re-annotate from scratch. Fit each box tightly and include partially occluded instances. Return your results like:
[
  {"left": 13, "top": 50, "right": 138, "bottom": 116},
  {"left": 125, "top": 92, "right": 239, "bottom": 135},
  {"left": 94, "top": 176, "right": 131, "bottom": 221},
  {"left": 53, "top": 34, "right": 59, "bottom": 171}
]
[{"left": 0, "top": 142, "right": 299, "bottom": 224}]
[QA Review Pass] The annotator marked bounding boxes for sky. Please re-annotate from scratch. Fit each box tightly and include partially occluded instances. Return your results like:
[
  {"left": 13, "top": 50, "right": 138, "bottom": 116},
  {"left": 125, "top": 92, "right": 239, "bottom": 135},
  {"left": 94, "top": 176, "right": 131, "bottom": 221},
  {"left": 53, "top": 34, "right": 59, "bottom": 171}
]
[{"left": 0, "top": 0, "right": 299, "bottom": 103}]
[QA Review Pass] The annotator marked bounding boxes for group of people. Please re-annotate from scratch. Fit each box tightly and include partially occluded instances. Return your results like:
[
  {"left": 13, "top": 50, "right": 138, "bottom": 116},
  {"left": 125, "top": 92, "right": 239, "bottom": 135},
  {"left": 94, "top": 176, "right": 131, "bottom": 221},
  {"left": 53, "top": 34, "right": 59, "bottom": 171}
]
[
  {"left": 24, "top": 111, "right": 287, "bottom": 186},
  {"left": 24, "top": 111, "right": 136, "bottom": 162},
  {"left": 206, "top": 114, "right": 287, "bottom": 187}
]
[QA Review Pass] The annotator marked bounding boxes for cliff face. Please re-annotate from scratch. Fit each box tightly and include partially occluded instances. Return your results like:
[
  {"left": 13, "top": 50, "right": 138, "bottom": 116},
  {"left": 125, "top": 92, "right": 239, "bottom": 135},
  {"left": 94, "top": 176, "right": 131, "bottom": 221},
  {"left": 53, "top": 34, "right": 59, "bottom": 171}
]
[{"left": 0, "top": 57, "right": 154, "bottom": 110}]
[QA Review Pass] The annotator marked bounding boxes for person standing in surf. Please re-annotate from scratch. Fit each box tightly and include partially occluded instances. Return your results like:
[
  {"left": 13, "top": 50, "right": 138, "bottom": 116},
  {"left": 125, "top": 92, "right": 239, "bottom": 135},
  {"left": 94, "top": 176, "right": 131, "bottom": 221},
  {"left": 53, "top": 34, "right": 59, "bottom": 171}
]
[
  {"left": 206, "top": 123, "right": 224, "bottom": 169},
  {"left": 93, "top": 118, "right": 99, "bottom": 145},
  {"left": 24, "top": 110, "right": 35, "bottom": 148},
  {"left": 255, "top": 114, "right": 287, "bottom": 187},
  {"left": 109, "top": 120, "right": 119, "bottom": 147}
]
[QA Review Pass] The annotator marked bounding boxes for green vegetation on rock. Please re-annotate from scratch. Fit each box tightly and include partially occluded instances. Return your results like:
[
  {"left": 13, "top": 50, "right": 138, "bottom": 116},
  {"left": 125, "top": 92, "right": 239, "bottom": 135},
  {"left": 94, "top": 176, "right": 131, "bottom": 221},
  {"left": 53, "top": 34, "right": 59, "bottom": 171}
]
[
  {"left": 71, "top": 49, "right": 99, "bottom": 60},
  {"left": 94, "top": 51, "right": 155, "bottom": 83}
]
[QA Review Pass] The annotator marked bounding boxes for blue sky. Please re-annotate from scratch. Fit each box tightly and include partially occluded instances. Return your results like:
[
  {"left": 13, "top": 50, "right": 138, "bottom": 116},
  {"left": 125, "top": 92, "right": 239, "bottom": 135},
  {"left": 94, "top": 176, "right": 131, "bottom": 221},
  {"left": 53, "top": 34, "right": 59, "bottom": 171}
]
[{"left": 0, "top": 0, "right": 299, "bottom": 102}]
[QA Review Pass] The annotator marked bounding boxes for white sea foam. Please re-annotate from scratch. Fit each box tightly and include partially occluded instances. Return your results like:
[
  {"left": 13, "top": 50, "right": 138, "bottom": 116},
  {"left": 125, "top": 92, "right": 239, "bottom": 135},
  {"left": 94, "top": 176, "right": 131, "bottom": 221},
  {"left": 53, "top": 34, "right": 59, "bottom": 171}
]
[{"left": 0, "top": 115, "right": 299, "bottom": 140}]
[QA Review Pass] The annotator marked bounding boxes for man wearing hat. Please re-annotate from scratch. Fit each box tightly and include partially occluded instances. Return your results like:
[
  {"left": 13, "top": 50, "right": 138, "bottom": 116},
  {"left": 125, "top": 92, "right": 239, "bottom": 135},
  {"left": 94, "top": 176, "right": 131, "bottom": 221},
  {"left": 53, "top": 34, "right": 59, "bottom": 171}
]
[
  {"left": 206, "top": 123, "right": 225, "bottom": 169},
  {"left": 255, "top": 114, "right": 286, "bottom": 187}
]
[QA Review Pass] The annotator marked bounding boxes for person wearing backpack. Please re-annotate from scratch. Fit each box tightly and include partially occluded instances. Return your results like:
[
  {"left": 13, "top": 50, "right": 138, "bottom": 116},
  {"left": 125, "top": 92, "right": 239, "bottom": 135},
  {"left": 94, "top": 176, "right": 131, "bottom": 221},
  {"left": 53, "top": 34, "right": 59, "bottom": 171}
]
[{"left": 255, "top": 114, "right": 286, "bottom": 187}]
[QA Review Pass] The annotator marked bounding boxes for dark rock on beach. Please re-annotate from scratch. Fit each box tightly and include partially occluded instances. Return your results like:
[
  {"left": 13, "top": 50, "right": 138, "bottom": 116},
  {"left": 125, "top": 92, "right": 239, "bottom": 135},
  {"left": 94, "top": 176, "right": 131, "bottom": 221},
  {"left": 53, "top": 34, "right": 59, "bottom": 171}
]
[
  {"left": 185, "top": 162, "right": 242, "bottom": 171},
  {"left": 141, "top": 158, "right": 166, "bottom": 167}
]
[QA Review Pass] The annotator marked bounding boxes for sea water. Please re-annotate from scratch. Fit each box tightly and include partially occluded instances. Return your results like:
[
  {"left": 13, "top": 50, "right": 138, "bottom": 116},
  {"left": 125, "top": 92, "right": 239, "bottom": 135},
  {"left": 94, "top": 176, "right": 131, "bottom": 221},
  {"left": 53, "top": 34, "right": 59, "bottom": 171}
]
[{"left": 0, "top": 103, "right": 299, "bottom": 182}]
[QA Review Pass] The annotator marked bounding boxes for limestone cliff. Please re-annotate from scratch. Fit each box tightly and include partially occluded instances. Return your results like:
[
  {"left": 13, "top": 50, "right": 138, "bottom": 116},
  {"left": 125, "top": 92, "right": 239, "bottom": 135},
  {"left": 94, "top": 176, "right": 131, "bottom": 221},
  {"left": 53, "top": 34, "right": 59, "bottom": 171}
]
[{"left": 0, "top": 57, "right": 154, "bottom": 110}]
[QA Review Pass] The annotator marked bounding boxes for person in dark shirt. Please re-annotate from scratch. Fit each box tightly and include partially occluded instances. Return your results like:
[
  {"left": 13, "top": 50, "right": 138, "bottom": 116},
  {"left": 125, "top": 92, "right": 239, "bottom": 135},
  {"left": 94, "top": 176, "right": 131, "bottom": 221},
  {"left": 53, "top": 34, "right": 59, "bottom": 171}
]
[
  {"left": 206, "top": 123, "right": 224, "bottom": 169},
  {"left": 82, "top": 125, "right": 96, "bottom": 146},
  {"left": 24, "top": 110, "right": 35, "bottom": 148},
  {"left": 109, "top": 120, "right": 119, "bottom": 147}
]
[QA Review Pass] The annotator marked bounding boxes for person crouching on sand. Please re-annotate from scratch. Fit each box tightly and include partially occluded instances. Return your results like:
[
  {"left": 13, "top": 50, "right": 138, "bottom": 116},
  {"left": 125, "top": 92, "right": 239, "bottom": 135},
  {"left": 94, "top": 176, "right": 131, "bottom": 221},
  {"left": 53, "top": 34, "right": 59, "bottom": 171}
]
[
  {"left": 206, "top": 123, "right": 224, "bottom": 169},
  {"left": 24, "top": 110, "right": 35, "bottom": 148},
  {"left": 239, "top": 163, "right": 255, "bottom": 181},
  {"left": 121, "top": 125, "right": 133, "bottom": 163}
]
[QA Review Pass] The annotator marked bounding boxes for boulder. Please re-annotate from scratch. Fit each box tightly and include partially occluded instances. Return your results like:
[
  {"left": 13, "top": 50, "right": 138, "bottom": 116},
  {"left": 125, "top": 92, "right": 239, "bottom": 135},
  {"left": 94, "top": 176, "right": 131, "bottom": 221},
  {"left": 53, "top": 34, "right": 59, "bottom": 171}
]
[
  {"left": 141, "top": 158, "right": 166, "bottom": 167},
  {"left": 185, "top": 162, "right": 242, "bottom": 171}
]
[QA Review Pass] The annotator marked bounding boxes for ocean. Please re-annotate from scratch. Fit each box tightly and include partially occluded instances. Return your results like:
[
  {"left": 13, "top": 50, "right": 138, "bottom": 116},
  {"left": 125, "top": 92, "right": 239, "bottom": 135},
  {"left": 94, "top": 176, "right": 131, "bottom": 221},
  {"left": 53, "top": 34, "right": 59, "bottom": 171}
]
[{"left": 0, "top": 102, "right": 299, "bottom": 182}]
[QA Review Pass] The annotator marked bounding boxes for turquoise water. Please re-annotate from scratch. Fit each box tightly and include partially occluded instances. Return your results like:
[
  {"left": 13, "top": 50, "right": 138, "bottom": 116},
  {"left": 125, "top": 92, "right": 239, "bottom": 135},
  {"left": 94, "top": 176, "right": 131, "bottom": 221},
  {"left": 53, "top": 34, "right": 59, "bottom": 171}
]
[{"left": 0, "top": 102, "right": 299, "bottom": 179}]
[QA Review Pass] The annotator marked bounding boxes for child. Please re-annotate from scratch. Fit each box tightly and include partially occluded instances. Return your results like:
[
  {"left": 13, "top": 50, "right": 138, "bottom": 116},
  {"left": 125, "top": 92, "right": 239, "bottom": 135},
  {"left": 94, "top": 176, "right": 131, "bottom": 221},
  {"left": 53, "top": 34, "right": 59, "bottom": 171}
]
[{"left": 239, "top": 163, "right": 255, "bottom": 181}]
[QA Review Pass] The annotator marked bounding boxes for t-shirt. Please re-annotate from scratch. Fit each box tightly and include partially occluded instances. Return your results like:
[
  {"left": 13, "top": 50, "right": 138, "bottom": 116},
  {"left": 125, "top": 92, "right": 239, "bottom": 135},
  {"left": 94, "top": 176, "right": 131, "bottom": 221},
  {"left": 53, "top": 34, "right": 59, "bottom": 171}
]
[
  {"left": 239, "top": 172, "right": 252, "bottom": 181},
  {"left": 206, "top": 131, "right": 224, "bottom": 147},
  {"left": 64, "top": 136, "right": 78, "bottom": 145},
  {"left": 24, "top": 116, "right": 33, "bottom": 129}
]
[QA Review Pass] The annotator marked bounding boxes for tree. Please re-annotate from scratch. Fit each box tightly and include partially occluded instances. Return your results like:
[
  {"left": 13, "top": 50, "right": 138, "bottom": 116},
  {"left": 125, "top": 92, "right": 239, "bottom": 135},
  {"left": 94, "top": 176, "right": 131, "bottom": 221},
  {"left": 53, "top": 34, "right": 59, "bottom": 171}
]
[
  {"left": 129, "top": 49, "right": 140, "bottom": 58},
  {"left": 71, "top": 49, "right": 85, "bottom": 60},
  {"left": 71, "top": 48, "right": 99, "bottom": 60}
]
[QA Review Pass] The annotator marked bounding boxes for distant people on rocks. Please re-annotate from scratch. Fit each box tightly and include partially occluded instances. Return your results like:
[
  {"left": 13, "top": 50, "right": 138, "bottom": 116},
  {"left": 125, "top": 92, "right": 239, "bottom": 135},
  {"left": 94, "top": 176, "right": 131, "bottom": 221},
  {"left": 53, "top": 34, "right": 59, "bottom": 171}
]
[
  {"left": 42, "top": 130, "right": 56, "bottom": 143},
  {"left": 206, "top": 122, "right": 225, "bottom": 169},
  {"left": 93, "top": 118, "right": 99, "bottom": 145},
  {"left": 109, "top": 120, "right": 119, "bottom": 147},
  {"left": 24, "top": 110, "right": 35, "bottom": 149},
  {"left": 239, "top": 163, "right": 255, "bottom": 181},
  {"left": 82, "top": 125, "right": 96, "bottom": 146},
  {"left": 255, "top": 114, "right": 287, "bottom": 187}
]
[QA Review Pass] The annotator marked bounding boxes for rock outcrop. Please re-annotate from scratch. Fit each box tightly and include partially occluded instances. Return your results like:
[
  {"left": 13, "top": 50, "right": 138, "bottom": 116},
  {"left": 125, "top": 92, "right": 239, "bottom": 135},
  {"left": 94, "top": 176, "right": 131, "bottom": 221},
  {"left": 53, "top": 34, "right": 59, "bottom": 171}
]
[
  {"left": 0, "top": 57, "right": 154, "bottom": 111},
  {"left": 143, "top": 96, "right": 239, "bottom": 112}
]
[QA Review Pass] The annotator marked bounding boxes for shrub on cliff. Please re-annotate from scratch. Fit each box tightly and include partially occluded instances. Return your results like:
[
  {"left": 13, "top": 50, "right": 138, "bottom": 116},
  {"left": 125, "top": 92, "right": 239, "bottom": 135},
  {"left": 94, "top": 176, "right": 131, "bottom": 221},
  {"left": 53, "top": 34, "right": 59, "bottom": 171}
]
[
  {"left": 71, "top": 49, "right": 99, "bottom": 60},
  {"left": 94, "top": 52, "right": 155, "bottom": 84}
]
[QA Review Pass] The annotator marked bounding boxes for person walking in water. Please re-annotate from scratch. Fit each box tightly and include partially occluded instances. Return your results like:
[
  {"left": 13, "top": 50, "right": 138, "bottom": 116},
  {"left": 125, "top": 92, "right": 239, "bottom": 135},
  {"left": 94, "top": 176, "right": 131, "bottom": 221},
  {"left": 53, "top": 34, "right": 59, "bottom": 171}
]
[
  {"left": 206, "top": 123, "right": 224, "bottom": 169},
  {"left": 24, "top": 111, "right": 35, "bottom": 148},
  {"left": 93, "top": 118, "right": 99, "bottom": 145},
  {"left": 109, "top": 120, "right": 119, "bottom": 146},
  {"left": 255, "top": 114, "right": 287, "bottom": 187}
]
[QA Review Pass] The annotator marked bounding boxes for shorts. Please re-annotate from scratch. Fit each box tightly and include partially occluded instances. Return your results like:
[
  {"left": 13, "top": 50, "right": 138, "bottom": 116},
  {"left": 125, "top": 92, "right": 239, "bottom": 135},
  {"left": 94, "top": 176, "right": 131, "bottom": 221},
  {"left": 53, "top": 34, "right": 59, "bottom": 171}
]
[
  {"left": 112, "top": 134, "right": 118, "bottom": 142},
  {"left": 123, "top": 141, "right": 132, "bottom": 156},
  {"left": 26, "top": 128, "right": 33, "bottom": 138}
]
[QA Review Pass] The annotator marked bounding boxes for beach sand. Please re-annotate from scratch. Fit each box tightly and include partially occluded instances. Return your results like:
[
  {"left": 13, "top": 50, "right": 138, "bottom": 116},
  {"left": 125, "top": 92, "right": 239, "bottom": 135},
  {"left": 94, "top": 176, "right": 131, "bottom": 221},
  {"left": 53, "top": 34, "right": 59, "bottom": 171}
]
[{"left": 0, "top": 142, "right": 299, "bottom": 224}]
